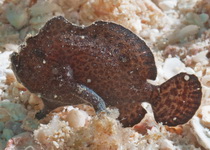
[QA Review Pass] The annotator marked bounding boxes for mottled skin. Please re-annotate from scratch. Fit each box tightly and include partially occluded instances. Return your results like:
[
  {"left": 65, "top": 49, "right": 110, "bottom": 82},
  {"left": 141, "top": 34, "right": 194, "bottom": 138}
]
[{"left": 11, "top": 16, "right": 202, "bottom": 127}]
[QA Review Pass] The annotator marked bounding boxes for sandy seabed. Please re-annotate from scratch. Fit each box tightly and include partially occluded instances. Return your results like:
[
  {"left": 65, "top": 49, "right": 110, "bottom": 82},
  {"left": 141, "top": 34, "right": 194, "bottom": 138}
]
[{"left": 1, "top": 0, "right": 210, "bottom": 149}]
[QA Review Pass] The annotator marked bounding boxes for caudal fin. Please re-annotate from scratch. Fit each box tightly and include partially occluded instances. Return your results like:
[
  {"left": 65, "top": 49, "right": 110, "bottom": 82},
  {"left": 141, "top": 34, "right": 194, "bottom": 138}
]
[{"left": 152, "top": 73, "right": 202, "bottom": 126}]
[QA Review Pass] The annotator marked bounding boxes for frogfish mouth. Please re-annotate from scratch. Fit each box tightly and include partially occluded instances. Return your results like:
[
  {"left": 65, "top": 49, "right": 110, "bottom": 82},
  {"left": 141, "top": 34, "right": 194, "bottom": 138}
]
[{"left": 11, "top": 16, "right": 202, "bottom": 127}]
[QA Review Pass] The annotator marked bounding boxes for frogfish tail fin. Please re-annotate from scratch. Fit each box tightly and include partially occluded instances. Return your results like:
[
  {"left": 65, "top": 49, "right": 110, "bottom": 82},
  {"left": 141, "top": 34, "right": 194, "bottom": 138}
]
[{"left": 152, "top": 73, "right": 202, "bottom": 126}]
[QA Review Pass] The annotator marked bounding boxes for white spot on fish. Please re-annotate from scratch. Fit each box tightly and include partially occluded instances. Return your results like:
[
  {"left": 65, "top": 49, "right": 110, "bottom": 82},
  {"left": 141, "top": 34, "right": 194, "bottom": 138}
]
[
  {"left": 80, "top": 35, "right": 85, "bottom": 39},
  {"left": 87, "top": 79, "right": 91, "bottom": 83},
  {"left": 184, "top": 75, "right": 190, "bottom": 81}
]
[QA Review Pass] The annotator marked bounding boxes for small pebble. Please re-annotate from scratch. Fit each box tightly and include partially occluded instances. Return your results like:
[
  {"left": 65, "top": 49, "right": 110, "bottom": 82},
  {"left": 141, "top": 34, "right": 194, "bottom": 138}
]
[{"left": 2, "top": 129, "right": 14, "bottom": 140}]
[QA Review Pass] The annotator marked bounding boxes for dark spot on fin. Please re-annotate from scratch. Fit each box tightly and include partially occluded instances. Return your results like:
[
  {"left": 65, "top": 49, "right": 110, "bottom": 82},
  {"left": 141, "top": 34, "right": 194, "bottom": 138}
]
[{"left": 152, "top": 73, "right": 202, "bottom": 126}]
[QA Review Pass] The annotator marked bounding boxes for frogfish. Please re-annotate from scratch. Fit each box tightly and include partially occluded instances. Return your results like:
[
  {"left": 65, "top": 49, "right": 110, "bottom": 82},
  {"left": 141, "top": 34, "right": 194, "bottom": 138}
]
[{"left": 11, "top": 16, "right": 202, "bottom": 127}]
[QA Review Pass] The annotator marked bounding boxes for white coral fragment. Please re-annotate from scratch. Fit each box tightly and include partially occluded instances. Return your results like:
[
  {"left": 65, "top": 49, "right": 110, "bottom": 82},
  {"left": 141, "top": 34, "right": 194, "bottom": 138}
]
[
  {"left": 158, "top": 0, "right": 177, "bottom": 11},
  {"left": 66, "top": 108, "right": 90, "bottom": 128},
  {"left": 177, "top": 0, "right": 199, "bottom": 11},
  {"left": 202, "top": 75, "right": 210, "bottom": 87},
  {"left": 163, "top": 57, "right": 185, "bottom": 79},
  {"left": 0, "top": 50, "right": 13, "bottom": 92},
  {"left": 199, "top": 106, "right": 210, "bottom": 128},
  {"left": 162, "top": 57, "right": 194, "bottom": 79},
  {"left": 34, "top": 115, "right": 71, "bottom": 149},
  {"left": 159, "top": 139, "right": 175, "bottom": 150},
  {"left": 46, "top": 105, "right": 92, "bottom": 129},
  {"left": 191, "top": 116, "right": 210, "bottom": 150},
  {"left": 192, "top": 50, "right": 209, "bottom": 65}
]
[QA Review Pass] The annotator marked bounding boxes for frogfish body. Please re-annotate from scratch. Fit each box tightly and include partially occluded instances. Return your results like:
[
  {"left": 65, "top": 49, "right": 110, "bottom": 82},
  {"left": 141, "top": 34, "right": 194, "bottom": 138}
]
[{"left": 11, "top": 16, "right": 202, "bottom": 127}]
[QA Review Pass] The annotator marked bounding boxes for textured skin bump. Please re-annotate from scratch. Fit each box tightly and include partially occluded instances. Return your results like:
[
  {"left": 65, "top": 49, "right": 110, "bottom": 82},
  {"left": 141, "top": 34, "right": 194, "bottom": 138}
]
[{"left": 11, "top": 16, "right": 202, "bottom": 127}]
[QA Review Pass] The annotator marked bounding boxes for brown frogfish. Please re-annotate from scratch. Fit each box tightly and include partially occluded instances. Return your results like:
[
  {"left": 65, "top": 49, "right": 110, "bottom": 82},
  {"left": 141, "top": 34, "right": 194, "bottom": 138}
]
[{"left": 11, "top": 16, "right": 202, "bottom": 127}]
